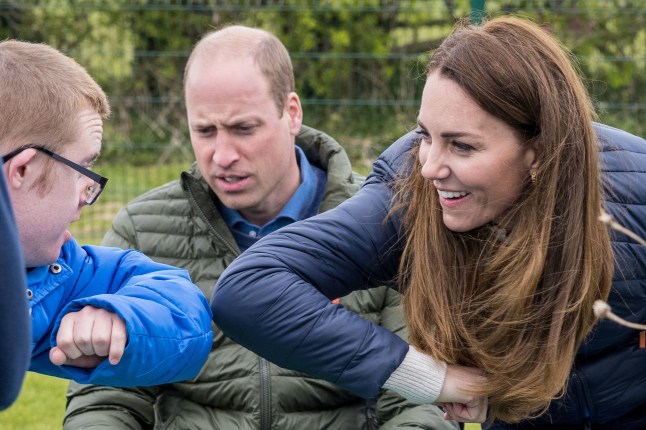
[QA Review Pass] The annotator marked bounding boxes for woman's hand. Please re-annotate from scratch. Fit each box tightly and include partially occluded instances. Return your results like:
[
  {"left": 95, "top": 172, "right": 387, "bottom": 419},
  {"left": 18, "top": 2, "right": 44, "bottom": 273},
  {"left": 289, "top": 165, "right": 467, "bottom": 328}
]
[{"left": 437, "top": 364, "right": 488, "bottom": 422}]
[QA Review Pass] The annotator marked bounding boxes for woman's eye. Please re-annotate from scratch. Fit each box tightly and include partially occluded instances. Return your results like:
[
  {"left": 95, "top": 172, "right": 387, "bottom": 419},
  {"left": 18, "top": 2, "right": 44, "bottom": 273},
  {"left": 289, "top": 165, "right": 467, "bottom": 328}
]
[
  {"left": 452, "top": 141, "right": 474, "bottom": 152},
  {"left": 414, "top": 128, "right": 430, "bottom": 140}
]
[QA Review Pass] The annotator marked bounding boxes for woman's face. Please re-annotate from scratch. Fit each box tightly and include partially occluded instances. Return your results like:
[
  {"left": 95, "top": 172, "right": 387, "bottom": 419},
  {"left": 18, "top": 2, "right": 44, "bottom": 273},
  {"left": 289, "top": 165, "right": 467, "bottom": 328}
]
[{"left": 417, "top": 72, "right": 536, "bottom": 233}]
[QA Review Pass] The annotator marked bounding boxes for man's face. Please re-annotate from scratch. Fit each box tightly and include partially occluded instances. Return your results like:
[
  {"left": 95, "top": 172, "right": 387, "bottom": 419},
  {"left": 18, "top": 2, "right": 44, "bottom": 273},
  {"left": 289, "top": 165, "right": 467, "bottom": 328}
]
[
  {"left": 10, "top": 108, "right": 103, "bottom": 267},
  {"left": 185, "top": 55, "right": 303, "bottom": 227}
]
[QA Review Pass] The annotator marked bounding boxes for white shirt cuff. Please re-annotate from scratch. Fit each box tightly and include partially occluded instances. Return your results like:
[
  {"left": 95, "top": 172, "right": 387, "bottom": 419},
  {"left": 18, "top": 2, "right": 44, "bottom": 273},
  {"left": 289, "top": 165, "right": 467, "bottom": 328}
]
[{"left": 382, "top": 345, "right": 447, "bottom": 404}]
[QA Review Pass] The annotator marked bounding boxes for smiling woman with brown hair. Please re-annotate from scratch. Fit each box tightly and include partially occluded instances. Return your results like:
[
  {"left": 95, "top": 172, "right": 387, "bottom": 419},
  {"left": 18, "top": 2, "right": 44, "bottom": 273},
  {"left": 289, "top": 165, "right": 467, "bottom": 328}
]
[
  {"left": 212, "top": 16, "right": 646, "bottom": 428},
  {"left": 395, "top": 17, "right": 612, "bottom": 423}
]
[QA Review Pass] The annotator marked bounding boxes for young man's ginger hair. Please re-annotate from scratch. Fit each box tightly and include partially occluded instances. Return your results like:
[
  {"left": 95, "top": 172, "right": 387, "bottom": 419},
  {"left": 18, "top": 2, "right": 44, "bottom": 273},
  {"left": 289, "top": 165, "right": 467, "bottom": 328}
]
[{"left": 0, "top": 40, "right": 110, "bottom": 189}]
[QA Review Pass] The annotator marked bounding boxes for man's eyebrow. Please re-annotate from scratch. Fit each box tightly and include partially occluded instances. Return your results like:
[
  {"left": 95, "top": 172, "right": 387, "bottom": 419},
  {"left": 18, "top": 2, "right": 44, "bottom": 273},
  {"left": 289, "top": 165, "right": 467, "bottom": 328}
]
[{"left": 225, "top": 117, "right": 261, "bottom": 126}]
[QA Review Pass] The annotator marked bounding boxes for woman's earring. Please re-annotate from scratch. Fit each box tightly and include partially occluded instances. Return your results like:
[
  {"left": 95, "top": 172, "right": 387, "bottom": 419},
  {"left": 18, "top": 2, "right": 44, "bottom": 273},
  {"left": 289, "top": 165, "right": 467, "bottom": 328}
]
[{"left": 530, "top": 171, "right": 537, "bottom": 184}]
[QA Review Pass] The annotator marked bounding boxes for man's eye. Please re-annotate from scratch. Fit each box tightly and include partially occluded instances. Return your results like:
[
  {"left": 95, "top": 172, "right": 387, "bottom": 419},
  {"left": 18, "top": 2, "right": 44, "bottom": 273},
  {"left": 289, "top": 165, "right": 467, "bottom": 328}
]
[
  {"left": 236, "top": 125, "right": 256, "bottom": 134},
  {"left": 197, "top": 126, "right": 215, "bottom": 135}
]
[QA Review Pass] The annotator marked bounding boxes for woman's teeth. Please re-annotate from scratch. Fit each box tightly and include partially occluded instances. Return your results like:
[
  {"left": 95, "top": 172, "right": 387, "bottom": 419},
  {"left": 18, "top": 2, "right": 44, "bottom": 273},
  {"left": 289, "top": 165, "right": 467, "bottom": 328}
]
[{"left": 438, "top": 190, "right": 467, "bottom": 199}]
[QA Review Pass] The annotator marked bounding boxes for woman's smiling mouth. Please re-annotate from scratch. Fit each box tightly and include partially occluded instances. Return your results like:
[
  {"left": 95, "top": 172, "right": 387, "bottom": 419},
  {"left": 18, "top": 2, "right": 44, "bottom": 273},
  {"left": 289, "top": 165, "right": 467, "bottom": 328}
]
[{"left": 437, "top": 190, "right": 468, "bottom": 199}]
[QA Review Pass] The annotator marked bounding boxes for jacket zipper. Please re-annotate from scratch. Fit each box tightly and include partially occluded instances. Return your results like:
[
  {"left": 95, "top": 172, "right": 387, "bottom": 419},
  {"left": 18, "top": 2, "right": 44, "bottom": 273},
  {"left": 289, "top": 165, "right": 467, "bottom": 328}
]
[
  {"left": 572, "top": 370, "right": 592, "bottom": 429},
  {"left": 260, "top": 357, "right": 271, "bottom": 430},
  {"left": 184, "top": 181, "right": 239, "bottom": 256},
  {"left": 186, "top": 174, "right": 272, "bottom": 427}
]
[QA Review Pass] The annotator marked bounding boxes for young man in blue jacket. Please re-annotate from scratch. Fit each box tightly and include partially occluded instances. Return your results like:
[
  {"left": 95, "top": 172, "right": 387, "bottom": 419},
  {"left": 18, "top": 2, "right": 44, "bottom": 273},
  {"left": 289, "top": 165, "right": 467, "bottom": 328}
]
[{"left": 0, "top": 40, "right": 213, "bottom": 388}]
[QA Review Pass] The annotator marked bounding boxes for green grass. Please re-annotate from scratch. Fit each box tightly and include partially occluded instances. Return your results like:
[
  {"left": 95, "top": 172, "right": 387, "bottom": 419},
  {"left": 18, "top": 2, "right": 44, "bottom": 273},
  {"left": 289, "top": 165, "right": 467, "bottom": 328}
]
[
  {"left": 0, "top": 373, "right": 68, "bottom": 430},
  {"left": 70, "top": 161, "right": 189, "bottom": 244},
  {"left": 72, "top": 160, "right": 371, "bottom": 245}
]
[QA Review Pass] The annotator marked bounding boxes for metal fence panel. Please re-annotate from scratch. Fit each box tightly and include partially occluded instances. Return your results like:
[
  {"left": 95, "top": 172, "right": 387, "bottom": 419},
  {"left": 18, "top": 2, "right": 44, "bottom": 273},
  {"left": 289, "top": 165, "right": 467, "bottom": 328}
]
[{"left": 1, "top": 0, "right": 644, "bottom": 243}]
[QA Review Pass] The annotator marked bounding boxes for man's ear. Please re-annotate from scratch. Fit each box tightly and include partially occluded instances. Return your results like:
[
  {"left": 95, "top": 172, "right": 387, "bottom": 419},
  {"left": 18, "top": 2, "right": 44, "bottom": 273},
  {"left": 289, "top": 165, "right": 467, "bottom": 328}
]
[
  {"left": 4, "top": 148, "right": 39, "bottom": 190},
  {"left": 285, "top": 91, "right": 303, "bottom": 135}
]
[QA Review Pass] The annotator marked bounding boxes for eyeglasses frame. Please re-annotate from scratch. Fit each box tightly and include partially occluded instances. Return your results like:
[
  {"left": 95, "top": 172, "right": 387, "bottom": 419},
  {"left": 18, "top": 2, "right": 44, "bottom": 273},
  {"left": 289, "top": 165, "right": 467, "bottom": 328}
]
[{"left": 2, "top": 144, "right": 108, "bottom": 205}]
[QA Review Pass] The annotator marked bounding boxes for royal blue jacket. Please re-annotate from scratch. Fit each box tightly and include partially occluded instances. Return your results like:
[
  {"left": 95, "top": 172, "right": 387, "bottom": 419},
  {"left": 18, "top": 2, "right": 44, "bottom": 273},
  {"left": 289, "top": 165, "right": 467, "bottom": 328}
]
[
  {"left": 212, "top": 124, "right": 646, "bottom": 425},
  {"left": 0, "top": 170, "right": 30, "bottom": 410},
  {"left": 29, "top": 238, "right": 213, "bottom": 387}
]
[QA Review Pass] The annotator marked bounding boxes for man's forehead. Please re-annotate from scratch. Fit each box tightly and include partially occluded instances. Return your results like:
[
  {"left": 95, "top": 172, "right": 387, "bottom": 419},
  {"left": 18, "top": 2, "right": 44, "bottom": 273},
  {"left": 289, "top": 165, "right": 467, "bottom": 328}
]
[
  {"left": 189, "top": 53, "right": 256, "bottom": 78},
  {"left": 60, "top": 110, "right": 103, "bottom": 158}
]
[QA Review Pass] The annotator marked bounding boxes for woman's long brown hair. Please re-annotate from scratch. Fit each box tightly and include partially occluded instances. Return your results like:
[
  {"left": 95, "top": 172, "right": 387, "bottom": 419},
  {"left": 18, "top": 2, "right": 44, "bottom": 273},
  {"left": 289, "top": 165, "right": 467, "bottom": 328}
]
[{"left": 393, "top": 17, "right": 613, "bottom": 423}]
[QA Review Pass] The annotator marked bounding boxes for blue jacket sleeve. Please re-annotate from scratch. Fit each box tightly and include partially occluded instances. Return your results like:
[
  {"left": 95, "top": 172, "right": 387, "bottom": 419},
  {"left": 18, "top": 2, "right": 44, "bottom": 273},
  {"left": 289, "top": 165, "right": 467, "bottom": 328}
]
[
  {"left": 29, "top": 241, "right": 213, "bottom": 387},
  {"left": 0, "top": 170, "right": 30, "bottom": 410},
  {"left": 212, "top": 133, "right": 418, "bottom": 399}
]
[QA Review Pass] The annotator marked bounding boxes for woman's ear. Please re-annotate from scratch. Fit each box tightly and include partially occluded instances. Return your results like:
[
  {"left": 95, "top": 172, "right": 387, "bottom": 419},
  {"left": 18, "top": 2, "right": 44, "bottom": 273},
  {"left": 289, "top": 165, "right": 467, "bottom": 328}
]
[
  {"left": 524, "top": 145, "right": 539, "bottom": 171},
  {"left": 4, "top": 148, "right": 39, "bottom": 190}
]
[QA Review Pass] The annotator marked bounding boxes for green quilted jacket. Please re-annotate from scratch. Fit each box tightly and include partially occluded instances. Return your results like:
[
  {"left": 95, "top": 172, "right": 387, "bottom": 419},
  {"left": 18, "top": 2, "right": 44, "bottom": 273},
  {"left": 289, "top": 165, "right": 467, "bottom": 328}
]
[{"left": 64, "top": 126, "right": 457, "bottom": 430}]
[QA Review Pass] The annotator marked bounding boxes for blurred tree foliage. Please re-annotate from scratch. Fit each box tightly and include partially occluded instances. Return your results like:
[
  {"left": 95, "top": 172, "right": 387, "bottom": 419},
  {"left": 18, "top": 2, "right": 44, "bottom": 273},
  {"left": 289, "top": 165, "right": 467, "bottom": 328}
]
[
  {"left": 1, "top": 0, "right": 643, "bottom": 167},
  {"left": 497, "top": 0, "right": 646, "bottom": 143}
]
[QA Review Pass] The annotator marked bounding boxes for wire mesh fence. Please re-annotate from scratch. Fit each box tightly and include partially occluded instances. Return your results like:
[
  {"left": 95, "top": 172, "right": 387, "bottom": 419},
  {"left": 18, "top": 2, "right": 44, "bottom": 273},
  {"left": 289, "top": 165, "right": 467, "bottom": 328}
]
[{"left": 1, "top": 0, "right": 644, "bottom": 244}]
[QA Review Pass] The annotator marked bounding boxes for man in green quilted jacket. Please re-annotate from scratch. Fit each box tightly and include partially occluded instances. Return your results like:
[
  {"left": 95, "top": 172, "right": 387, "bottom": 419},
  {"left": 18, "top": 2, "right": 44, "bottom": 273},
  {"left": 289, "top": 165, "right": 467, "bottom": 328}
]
[{"left": 63, "top": 25, "right": 456, "bottom": 430}]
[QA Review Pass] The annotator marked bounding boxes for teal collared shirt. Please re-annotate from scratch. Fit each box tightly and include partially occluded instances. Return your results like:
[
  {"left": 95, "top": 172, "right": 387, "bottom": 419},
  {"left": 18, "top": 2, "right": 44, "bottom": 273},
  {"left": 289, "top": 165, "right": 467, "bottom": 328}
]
[{"left": 219, "top": 146, "right": 327, "bottom": 251}]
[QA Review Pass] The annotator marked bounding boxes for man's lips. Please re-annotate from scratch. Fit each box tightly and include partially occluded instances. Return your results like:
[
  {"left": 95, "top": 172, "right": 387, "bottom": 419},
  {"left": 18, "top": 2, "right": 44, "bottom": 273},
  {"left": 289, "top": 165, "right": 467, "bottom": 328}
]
[{"left": 216, "top": 175, "right": 250, "bottom": 192}]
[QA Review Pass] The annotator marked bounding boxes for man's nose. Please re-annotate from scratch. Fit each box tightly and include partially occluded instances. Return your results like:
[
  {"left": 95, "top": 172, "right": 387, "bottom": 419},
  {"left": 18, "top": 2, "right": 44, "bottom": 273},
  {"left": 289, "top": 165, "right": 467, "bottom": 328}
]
[{"left": 212, "top": 133, "right": 240, "bottom": 167}]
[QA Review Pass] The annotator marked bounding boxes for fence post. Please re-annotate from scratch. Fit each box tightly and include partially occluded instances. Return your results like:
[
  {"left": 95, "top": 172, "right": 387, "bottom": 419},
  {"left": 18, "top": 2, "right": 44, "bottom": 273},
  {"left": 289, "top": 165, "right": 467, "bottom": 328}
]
[{"left": 471, "top": 0, "right": 486, "bottom": 25}]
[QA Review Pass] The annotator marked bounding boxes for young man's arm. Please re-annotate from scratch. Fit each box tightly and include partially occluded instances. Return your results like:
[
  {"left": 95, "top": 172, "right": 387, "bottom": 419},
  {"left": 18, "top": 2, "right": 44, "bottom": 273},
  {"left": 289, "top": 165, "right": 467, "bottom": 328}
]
[{"left": 29, "top": 240, "right": 213, "bottom": 387}]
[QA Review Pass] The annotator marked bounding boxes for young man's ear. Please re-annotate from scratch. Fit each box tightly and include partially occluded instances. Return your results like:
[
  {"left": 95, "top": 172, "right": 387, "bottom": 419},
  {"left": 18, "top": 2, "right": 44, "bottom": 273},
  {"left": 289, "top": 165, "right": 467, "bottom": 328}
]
[
  {"left": 285, "top": 91, "right": 303, "bottom": 135},
  {"left": 4, "top": 148, "right": 39, "bottom": 190}
]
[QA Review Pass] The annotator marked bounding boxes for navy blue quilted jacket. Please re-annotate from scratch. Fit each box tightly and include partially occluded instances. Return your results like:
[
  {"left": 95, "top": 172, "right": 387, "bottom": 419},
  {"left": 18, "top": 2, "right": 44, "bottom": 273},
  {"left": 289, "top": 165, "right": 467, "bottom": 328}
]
[
  {"left": 212, "top": 123, "right": 646, "bottom": 426},
  {"left": 0, "top": 170, "right": 30, "bottom": 410},
  {"left": 490, "top": 124, "right": 646, "bottom": 427}
]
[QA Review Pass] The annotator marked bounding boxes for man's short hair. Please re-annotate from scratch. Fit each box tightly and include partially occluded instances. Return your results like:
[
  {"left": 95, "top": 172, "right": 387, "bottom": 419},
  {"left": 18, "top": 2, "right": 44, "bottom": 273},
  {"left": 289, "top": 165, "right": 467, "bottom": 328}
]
[{"left": 184, "top": 25, "right": 295, "bottom": 114}]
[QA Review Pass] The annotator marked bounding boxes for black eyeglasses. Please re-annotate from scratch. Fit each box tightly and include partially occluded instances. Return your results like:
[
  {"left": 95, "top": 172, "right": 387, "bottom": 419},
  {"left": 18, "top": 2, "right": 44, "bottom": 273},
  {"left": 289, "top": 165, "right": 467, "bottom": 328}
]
[{"left": 2, "top": 145, "right": 108, "bottom": 205}]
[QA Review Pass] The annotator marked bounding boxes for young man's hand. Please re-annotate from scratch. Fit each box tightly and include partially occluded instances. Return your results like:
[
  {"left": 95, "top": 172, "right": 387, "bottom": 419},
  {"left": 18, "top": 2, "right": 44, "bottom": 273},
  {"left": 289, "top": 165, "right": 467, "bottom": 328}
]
[{"left": 49, "top": 305, "right": 127, "bottom": 368}]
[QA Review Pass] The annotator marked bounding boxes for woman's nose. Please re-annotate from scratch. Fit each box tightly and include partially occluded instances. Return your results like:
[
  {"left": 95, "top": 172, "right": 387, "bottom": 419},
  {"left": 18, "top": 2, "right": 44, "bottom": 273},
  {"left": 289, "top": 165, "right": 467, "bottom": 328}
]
[{"left": 420, "top": 144, "right": 450, "bottom": 180}]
